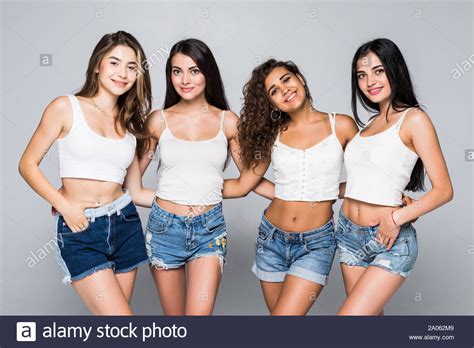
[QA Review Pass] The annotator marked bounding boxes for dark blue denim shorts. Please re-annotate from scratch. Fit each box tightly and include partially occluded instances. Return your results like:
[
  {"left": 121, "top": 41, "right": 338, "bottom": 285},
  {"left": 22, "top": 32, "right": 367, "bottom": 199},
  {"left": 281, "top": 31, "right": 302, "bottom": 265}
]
[{"left": 54, "top": 191, "right": 149, "bottom": 284}]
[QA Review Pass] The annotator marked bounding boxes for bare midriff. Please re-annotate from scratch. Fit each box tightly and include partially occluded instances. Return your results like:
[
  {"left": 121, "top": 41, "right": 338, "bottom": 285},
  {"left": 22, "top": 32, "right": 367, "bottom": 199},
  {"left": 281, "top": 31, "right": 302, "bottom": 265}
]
[
  {"left": 155, "top": 197, "right": 217, "bottom": 217},
  {"left": 342, "top": 197, "right": 402, "bottom": 226},
  {"left": 264, "top": 198, "right": 335, "bottom": 232},
  {"left": 61, "top": 178, "right": 125, "bottom": 207}
]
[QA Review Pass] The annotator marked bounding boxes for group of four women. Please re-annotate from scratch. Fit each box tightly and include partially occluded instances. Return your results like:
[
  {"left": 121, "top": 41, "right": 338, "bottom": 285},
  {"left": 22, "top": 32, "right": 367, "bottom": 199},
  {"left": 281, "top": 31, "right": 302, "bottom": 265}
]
[{"left": 18, "top": 31, "right": 453, "bottom": 316}]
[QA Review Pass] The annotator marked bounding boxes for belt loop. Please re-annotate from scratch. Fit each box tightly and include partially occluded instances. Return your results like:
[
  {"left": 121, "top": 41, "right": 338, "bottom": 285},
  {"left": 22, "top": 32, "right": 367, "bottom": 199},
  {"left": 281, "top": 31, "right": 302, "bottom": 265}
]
[
  {"left": 269, "top": 227, "right": 276, "bottom": 240},
  {"left": 90, "top": 209, "right": 96, "bottom": 223}
]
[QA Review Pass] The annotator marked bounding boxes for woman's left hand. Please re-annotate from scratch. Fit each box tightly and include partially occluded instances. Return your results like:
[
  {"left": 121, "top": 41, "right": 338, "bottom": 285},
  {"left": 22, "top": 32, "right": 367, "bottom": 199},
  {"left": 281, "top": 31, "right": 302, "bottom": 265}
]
[{"left": 369, "top": 211, "right": 400, "bottom": 250}]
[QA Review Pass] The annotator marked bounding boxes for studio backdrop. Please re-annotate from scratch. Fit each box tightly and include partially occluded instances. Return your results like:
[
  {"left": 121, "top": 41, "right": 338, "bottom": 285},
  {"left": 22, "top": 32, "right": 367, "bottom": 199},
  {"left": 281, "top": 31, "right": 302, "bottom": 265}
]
[{"left": 1, "top": 0, "right": 472, "bottom": 315}]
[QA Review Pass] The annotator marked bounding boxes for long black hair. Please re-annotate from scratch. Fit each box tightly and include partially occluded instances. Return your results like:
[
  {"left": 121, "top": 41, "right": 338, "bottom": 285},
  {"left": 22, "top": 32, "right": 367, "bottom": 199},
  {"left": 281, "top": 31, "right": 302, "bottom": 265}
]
[
  {"left": 164, "top": 38, "right": 229, "bottom": 110},
  {"left": 163, "top": 38, "right": 231, "bottom": 169},
  {"left": 351, "top": 38, "right": 425, "bottom": 192}
]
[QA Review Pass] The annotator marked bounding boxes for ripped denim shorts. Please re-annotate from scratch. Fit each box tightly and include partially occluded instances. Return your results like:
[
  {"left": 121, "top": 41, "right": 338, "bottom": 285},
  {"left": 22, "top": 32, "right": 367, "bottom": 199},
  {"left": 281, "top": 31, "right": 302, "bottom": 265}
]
[
  {"left": 335, "top": 209, "right": 418, "bottom": 278},
  {"left": 145, "top": 199, "right": 227, "bottom": 272}
]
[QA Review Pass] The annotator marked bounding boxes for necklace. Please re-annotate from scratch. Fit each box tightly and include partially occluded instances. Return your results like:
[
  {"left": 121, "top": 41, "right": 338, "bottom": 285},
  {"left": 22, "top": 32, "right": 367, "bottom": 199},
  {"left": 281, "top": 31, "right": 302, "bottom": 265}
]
[{"left": 91, "top": 97, "right": 118, "bottom": 119}]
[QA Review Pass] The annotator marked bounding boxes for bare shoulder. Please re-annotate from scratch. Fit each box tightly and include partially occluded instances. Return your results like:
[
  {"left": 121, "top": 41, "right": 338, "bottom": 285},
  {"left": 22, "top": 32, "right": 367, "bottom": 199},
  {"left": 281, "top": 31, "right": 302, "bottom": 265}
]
[
  {"left": 40, "top": 95, "right": 74, "bottom": 129},
  {"left": 335, "top": 113, "right": 359, "bottom": 133},
  {"left": 224, "top": 110, "right": 240, "bottom": 138},
  {"left": 146, "top": 109, "right": 167, "bottom": 135},
  {"left": 224, "top": 110, "right": 240, "bottom": 126},
  {"left": 404, "top": 107, "right": 433, "bottom": 126},
  {"left": 45, "top": 95, "right": 71, "bottom": 116},
  {"left": 402, "top": 108, "right": 436, "bottom": 137}
]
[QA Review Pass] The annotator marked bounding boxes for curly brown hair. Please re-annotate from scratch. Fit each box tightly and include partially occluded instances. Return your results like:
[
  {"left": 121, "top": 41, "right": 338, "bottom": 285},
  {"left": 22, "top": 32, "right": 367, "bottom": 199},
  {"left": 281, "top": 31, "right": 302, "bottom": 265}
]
[{"left": 237, "top": 59, "right": 313, "bottom": 169}]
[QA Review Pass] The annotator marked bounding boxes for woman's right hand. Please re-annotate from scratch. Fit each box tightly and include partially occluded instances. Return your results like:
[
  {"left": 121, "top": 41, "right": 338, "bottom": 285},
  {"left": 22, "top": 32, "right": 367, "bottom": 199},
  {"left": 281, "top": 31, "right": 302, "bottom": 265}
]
[{"left": 57, "top": 201, "right": 95, "bottom": 233}]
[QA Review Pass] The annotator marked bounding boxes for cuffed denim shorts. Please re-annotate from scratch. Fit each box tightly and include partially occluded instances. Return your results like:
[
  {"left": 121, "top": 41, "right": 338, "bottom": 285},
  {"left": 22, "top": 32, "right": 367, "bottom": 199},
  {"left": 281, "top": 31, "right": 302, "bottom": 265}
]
[
  {"left": 145, "top": 199, "right": 227, "bottom": 272},
  {"left": 251, "top": 212, "right": 337, "bottom": 286},
  {"left": 54, "top": 191, "right": 149, "bottom": 284},
  {"left": 335, "top": 209, "right": 418, "bottom": 278}
]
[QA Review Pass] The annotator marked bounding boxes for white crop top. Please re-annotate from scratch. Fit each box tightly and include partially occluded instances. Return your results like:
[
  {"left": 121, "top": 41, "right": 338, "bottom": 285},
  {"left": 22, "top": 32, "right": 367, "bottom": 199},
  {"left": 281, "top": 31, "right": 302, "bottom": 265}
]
[
  {"left": 155, "top": 110, "right": 228, "bottom": 205},
  {"left": 272, "top": 112, "right": 344, "bottom": 202},
  {"left": 344, "top": 108, "right": 419, "bottom": 206},
  {"left": 57, "top": 95, "right": 136, "bottom": 185}
]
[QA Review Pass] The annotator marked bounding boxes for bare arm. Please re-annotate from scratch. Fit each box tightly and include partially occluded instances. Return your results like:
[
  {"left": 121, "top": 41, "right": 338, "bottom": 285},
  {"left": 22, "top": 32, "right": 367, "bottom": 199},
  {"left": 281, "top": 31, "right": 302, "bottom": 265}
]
[
  {"left": 123, "top": 155, "right": 156, "bottom": 207},
  {"left": 139, "top": 137, "right": 157, "bottom": 175},
  {"left": 336, "top": 114, "right": 359, "bottom": 200},
  {"left": 338, "top": 182, "right": 346, "bottom": 199},
  {"left": 372, "top": 109, "right": 453, "bottom": 250},
  {"left": 392, "top": 110, "right": 453, "bottom": 225},
  {"left": 18, "top": 96, "right": 92, "bottom": 232},
  {"left": 225, "top": 111, "right": 274, "bottom": 200},
  {"left": 123, "top": 109, "right": 166, "bottom": 207},
  {"left": 140, "top": 109, "right": 165, "bottom": 175},
  {"left": 223, "top": 161, "right": 270, "bottom": 199}
]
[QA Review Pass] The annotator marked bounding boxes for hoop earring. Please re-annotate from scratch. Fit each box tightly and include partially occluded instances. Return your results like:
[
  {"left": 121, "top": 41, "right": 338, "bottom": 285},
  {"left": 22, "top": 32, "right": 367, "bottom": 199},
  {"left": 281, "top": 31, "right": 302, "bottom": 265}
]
[{"left": 270, "top": 108, "right": 282, "bottom": 121}]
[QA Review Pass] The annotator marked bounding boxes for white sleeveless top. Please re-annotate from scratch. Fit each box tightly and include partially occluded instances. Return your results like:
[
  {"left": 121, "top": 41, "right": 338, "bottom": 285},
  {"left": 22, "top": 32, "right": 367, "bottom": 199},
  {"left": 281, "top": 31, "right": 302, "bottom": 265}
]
[
  {"left": 155, "top": 110, "right": 228, "bottom": 205},
  {"left": 344, "top": 108, "right": 419, "bottom": 206},
  {"left": 57, "top": 95, "right": 136, "bottom": 184},
  {"left": 272, "top": 112, "right": 344, "bottom": 202}
]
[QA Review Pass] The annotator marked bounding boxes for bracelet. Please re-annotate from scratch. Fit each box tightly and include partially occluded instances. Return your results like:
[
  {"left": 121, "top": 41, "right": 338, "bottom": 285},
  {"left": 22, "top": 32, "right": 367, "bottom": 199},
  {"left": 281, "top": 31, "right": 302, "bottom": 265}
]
[{"left": 390, "top": 210, "right": 399, "bottom": 228}]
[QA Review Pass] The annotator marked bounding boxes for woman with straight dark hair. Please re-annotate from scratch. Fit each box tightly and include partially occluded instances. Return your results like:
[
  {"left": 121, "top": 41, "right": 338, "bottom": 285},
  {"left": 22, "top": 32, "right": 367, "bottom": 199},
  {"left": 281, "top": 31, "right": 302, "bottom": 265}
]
[
  {"left": 336, "top": 38, "right": 453, "bottom": 315},
  {"left": 125, "top": 38, "right": 274, "bottom": 315},
  {"left": 19, "top": 31, "right": 152, "bottom": 315}
]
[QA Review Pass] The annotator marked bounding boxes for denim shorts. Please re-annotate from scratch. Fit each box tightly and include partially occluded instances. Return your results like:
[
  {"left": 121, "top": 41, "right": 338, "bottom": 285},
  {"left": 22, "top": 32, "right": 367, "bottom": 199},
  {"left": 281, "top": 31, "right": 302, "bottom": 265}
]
[
  {"left": 335, "top": 209, "right": 418, "bottom": 278},
  {"left": 251, "top": 212, "right": 337, "bottom": 285},
  {"left": 54, "top": 191, "right": 149, "bottom": 284},
  {"left": 145, "top": 199, "right": 227, "bottom": 272}
]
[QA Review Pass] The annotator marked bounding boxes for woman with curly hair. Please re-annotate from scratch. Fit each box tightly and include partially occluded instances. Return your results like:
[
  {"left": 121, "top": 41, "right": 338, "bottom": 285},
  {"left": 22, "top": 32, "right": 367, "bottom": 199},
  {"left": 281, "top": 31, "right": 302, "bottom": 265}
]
[{"left": 223, "top": 59, "right": 359, "bottom": 315}]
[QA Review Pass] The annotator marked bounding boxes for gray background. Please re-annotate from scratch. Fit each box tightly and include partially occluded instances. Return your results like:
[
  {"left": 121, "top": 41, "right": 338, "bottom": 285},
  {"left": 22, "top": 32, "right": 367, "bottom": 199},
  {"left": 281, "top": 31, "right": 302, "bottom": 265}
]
[{"left": 1, "top": 0, "right": 473, "bottom": 315}]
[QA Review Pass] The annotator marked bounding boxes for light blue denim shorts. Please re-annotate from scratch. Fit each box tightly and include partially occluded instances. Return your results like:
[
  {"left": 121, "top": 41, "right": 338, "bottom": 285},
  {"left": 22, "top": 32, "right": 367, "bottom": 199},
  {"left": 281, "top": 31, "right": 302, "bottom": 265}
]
[
  {"left": 145, "top": 199, "right": 227, "bottom": 272},
  {"left": 335, "top": 209, "right": 418, "bottom": 278},
  {"left": 252, "top": 212, "right": 337, "bottom": 286}
]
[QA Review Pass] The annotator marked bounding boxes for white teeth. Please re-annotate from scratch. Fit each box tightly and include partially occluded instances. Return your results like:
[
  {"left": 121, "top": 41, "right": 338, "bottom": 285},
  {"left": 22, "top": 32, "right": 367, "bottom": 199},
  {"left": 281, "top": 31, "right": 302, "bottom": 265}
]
[{"left": 286, "top": 92, "right": 296, "bottom": 102}]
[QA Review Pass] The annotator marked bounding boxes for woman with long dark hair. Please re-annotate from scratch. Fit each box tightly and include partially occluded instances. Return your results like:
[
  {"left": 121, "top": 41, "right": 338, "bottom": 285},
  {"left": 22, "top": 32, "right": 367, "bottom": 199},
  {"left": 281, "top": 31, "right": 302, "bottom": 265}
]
[
  {"left": 125, "top": 38, "right": 273, "bottom": 315},
  {"left": 336, "top": 38, "right": 453, "bottom": 315},
  {"left": 19, "top": 31, "right": 152, "bottom": 314},
  {"left": 223, "top": 59, "right": 359, "bottom": 315}
]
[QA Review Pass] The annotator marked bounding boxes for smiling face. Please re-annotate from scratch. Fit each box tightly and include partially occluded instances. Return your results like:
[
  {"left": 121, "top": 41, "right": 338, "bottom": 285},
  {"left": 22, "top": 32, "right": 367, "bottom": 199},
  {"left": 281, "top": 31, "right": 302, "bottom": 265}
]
[
  {"left": 170, "top": 53, "right": 206, "bottom": 101},
  {"left": 356, "top": 51, "right": 391, "bottom": 104},
  {"left": 264, "top": 66, "right": 307, "bottom": 113},
  {"left": 95, "top": 44, "right": 139, "bottom": 96}
]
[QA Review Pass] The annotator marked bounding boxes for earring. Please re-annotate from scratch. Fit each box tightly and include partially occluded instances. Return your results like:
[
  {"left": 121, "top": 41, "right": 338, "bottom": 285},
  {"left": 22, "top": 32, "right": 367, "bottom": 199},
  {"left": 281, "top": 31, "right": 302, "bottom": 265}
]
[{"left": 270, "top": 108, "right": 282, "bottom": 121}]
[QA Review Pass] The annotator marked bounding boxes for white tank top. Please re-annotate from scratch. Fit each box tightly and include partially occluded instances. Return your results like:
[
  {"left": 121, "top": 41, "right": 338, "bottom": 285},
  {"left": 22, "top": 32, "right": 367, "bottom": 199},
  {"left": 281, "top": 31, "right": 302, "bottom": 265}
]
[
  {"left": 155, "top": 109, "right": 228, "bottom": 205},
  {"left": 57, "top": 95, "right": 136, "bottom": 184},
  {"left": 272, "top": 112, "right": 344, "bottom": 201},
  {"left": 344, "top": 108, "right": 419, "bottom": 206}
]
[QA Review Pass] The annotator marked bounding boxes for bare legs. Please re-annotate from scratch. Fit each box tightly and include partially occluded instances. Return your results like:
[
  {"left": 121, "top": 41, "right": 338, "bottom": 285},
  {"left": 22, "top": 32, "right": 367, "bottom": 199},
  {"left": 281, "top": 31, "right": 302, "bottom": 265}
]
[
  {"left": 338, "top": 265, "right": 405, "bottom": 315},
  {"left": 260, "top": 275, "right": 324, "bottom": 315},
  {"left": 72, "top": 268, "right": 138, "bottom": 315},
  {"left": 150, "top": 255, "right": 223, "bottom": 315}
]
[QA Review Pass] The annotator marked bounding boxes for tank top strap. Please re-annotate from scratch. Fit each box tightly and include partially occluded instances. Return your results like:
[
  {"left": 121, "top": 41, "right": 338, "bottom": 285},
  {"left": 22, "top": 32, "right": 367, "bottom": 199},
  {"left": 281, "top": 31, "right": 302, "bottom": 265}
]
[
  {"left": 395, "top": 107, "right": 413, "bottom": 130},
  {"left": 329, "top": 112, "right": 336, "bottom": 134},
  {"left": 160, "top": 109, "right": 168, "bottom": 128},
  {"left": 220, "top": 110, "right": 226, "bottom": 131},
  {"left": 67, "top": 95, "right": 86, "bottom": 128}
]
